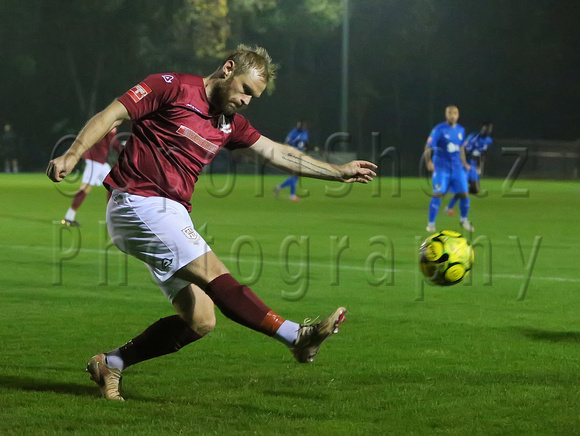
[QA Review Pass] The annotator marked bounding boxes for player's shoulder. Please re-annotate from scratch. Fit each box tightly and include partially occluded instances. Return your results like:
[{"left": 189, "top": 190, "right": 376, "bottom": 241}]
[
  {"left": 231, "top": 113, "right": 253, "bottom": 129},
  {"left": 173, "top": 73, "right": 203, "bottom": 87},
  {"left": 144, "top": 73, "right": 204, "bottom": 89},
  {"left": 431, "top": 122, "right": 447, "bottom": 135}
]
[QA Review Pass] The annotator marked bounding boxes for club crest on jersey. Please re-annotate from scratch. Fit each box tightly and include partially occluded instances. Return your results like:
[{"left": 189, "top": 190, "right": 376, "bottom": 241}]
[
  {"left": 162, "top": 74, "right": 175, "bottom": 83},
  {"left": 127, "top": 82, "right": 152, "bottom": 103}
]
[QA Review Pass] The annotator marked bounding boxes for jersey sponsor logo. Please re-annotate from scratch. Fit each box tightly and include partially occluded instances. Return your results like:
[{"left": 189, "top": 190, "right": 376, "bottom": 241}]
[
  {"left": 181, "top": 226, "right": 199, "bottom": 240},
  {"left": 458, "top": 133, "right": 463, "bottom": 140},
  {"left": 176, "top": 125, "right": 219, "bottom": 154},
  {"left": 127, "top": 82, "right": 152, "bottom": 103},
  {"left": 162, "top": 74, "right": 175, "bottom": 83},
  {"left": 447, "top": 142, "right": 461, "bottom": 153}
]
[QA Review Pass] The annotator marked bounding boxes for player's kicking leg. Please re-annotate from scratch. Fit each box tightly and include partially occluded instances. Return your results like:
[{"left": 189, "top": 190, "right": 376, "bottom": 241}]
[
  {"left": 181, "top": 252, "right": 347, "bottom": 363},
  {"left": 291, "top": 307, "right": 347, "bottom": 363}
]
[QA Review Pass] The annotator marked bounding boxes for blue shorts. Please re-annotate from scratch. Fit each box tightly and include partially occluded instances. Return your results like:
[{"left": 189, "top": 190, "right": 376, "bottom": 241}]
[{"left": 432, "top": 168, "right": 468, "bottom": 194}]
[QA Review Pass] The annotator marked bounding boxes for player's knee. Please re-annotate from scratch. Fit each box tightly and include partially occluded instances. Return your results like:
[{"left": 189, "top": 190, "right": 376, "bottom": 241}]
[
  {"left": 190, "top": 312, "right": 216, "bottom": 336},
  {"left": 432, "top": 193, "right": 444, "bottom": 199},
  {"left": 459, "top": 192, "right": 469, "bottom": 199}
]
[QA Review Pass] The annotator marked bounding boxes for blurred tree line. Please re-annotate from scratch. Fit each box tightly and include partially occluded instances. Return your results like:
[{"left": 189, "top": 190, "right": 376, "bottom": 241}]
[{"left": 0, "top": 0, "right": 578, "bottom": 172}]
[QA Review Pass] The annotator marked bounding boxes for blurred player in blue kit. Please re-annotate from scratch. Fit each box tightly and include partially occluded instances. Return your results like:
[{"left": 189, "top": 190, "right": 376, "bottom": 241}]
[
  {"left": 445, "top": 122, "right": 493, "bottom": 215},
  {"left": 274, "top": 120, "right": 309, "bottom": 201},
  {"left": 424, "top": 105, "right": 474, "bottom": 233}
]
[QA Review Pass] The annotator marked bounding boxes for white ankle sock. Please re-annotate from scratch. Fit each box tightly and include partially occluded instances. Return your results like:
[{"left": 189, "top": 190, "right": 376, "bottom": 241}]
[
  {"left": 105, "top": 349, "right": 124, "bottom": 370},
  {"left": 274, "top": 320, "right": 300, "bottom": 347},
  {"left": 64, "top": 208, "right": 76, "bottom": 222}
]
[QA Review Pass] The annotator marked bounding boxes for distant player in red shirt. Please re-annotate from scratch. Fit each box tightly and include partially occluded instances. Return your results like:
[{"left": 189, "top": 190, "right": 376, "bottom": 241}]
[
  {"left": 61, "top": 127, "right": 122, "bottom": 226},
  {"left": 47, "top": 45, "right": 377, "bottom": 401}
]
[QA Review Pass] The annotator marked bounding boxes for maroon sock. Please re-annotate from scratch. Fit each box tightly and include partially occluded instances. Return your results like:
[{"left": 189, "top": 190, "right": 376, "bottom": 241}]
[
  {"left": 205, "top": 273, "right": 284, "bottom": 336},
  {"left": 117, "top": 315, "right": 202, "bottom": 368},
  {"left": 71, "top": 190, "right": 87, "bottom": 210}
]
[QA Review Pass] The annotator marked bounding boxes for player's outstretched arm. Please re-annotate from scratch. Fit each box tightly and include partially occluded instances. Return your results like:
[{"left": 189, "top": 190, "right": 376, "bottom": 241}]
[
  {"left": 249, "top": 135, "right": 376, "bottom": 183},
  {"left": 46, "top": 100, "right": 130, "bottom": 182}
]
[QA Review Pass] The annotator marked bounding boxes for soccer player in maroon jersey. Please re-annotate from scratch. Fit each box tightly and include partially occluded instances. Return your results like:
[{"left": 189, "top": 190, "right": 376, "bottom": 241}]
[
  {"left": 61, "top": 127, "right": 122, "bottom": 226},
  {"left": 47, "top": 45, "right": 377, "bottom": 401}
]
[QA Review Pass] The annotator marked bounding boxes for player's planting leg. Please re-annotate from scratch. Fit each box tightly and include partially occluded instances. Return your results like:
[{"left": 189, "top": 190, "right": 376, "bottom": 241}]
[
  {"left": 118, "top": 315, "right": 204, "bottom": 368},
  {"left": 427, "top": 195, "right": 442, "bottom": 232},
  {"left": 468, "top": 181, "right": 480, "bottom": 195},
  {"left": 86, "top": 285, "right": 212, "bottom": 401},
  {"left": 458, "top": 193, "right": 474, "bottom": 232},
  {"left": 63, "top": 185, "right": 92, "bottom": 226},
  {"left": 86, "top": 354, "right": 124, "bottom": 401},
  {"left": 87, "top": 315, "right": 204, "bottom": 401},
  {"left": 445, "top": 194, "right": 459, "bottom": 216},
  {"left": 288, "top": 177, "right": 300, "bottom": 201}
]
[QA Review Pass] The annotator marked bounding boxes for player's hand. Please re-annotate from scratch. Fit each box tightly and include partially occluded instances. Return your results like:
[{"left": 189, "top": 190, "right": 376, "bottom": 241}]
[
  {"left": 337, "top": 160, "right": 377, "bottom": 183},
  {"left": 46, "top": 153, "right": 79, "bottom": 182},
  {"left": 426, "top": 161, "right": 434, "bottom": 172},
  {"left": 463, "top": 163, "right": 471, "bottom": 171}
]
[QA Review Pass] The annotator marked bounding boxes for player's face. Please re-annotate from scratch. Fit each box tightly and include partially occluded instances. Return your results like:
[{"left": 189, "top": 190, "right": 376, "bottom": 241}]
[
  {"left": 213, "top": 68, "right": 267, "bottom": 116},
  {"left": 445, "top": 107, "right": 459, "bottom": 125}
]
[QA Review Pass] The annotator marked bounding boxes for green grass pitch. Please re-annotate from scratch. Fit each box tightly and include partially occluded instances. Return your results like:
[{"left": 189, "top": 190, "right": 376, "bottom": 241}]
[{"left": 0, "top": 172, "right": 578, "bottom": 435}]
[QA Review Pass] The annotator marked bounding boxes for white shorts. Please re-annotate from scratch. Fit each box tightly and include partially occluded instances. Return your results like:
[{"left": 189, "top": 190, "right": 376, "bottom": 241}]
[
  {"left": 106, "top": 189, "right": 211, "bottom": 301},
  {"left": 82, "top": 160, "right": 111, "bottom": 186}
]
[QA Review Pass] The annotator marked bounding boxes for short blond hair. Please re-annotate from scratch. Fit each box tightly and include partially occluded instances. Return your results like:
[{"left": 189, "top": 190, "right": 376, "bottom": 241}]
[{"left": 223, "top": 44, "right": 277, "bottom": 84}]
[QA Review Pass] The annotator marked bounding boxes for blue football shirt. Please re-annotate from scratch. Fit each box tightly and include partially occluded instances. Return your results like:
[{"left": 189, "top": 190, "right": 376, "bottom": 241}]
[
  {"left": 426, "top": 122, "right": 466, "bottom": 171},
  {"left": 285, "top": 127, "right": 309, "bottom": 151},
  {"left": 464, "top": 133, "right": 492, "bottom": 164}
]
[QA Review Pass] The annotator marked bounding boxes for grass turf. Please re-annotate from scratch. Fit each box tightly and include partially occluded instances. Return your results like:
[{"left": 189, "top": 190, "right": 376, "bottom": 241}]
[{"left": 0, "top": 173, "right": 579, "bottom": 435}]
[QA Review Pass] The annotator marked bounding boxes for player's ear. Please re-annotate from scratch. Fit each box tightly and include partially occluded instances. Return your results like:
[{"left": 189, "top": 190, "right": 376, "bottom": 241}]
[{"left": 222, "top": 60, "right": 235, "bottom": 78}]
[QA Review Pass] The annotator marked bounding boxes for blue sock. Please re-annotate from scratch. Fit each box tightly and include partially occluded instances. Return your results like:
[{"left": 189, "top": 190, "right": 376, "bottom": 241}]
[
  {"left": 447, "top": 195, "right": 459, "bottom": 209},
  {"left": 428, "top": 197, "right": 442, "bottom": 223},
  {"left": 280, "top": 177, "right": 293, "bottom": 189},
  {"left": 459, "top": 196, "right": 470, "bottom": 220}
]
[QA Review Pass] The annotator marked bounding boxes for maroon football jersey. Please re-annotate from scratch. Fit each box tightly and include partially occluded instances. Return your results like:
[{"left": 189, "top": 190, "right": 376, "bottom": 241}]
[
  {"left": 83, "top": 128, "right": 121, "bottom": 164},
  {"left": 104, "top": 73, "right": 261, "bottom": 211}
]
